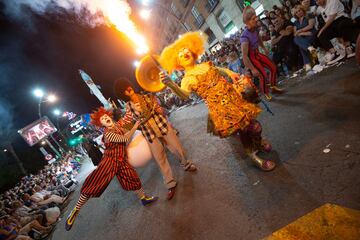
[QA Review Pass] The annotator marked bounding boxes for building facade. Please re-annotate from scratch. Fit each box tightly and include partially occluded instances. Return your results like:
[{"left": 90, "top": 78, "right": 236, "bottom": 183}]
[{"left": 150, "top": 0, "right": 281, "bottom": 53}]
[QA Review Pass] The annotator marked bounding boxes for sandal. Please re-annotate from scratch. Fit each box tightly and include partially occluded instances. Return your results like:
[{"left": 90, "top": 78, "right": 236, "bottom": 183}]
[
  {"left": 167, "top": 186, "right": 176, "bottom": 200},
  {"left": 184, "top": 163, "right": 197, "bottom": 172}
]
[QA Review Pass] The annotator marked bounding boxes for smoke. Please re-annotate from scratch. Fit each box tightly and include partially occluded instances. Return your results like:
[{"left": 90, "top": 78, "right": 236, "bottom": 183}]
[
  {"left": 3, "top": 0, "right": 132, "bottom": 28},
  {"left": 0, "top": 99, "right": 14, "bottom": 140}
]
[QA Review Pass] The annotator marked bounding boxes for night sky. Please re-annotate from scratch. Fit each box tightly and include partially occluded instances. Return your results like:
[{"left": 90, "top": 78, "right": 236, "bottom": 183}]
[
  {"left": 0, "top": 0, "right": 148, "bottom": 180},
  {"left": 0, "top": 2, "right": 144, "bottom": 127}
]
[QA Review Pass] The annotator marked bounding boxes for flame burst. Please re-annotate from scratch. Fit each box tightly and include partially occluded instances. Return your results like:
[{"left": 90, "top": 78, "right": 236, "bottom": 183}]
[
  {"left": 5, "top": 0, "right": 148, "bottom": 54},
  {"left": 102, "top": 0, "right": 149, "bottom": 54}
]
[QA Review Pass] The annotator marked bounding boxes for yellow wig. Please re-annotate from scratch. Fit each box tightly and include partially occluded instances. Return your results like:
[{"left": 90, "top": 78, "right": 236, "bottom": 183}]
[{"left": 159, "top": 31, "right": 208, "bottom": 73}]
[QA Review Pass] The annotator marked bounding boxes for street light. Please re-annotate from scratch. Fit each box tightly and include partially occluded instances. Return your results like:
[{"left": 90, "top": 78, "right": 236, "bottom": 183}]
[
  {"left": 47, "top": 94, "right": 57, "bottom": 103},
  {"left": 53, "top": 109, "right": 61, "bottom": 116},
  {"left": 33, "top": 89, "right": 44, "bottom": 98},
  {"left": 133, "top": 60, "right": 140, "bottom": 67},
  {"left": 32, "top": 88, "right": 57, "bottom": 118}
]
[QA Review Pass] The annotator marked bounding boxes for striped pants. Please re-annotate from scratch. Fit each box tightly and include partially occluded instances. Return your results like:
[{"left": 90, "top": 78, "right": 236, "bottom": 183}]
[
  {"left": 248, "top": 49, "right": 277, "bottom": 94},
  {"left": 80, "top": 156, "right": 141, "bottom": 198}
]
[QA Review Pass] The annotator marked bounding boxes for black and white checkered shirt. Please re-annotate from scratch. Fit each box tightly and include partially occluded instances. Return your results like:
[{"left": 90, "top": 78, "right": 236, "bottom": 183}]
[{"left": 122, "top": 94, "right": 168, "bottom": 143}]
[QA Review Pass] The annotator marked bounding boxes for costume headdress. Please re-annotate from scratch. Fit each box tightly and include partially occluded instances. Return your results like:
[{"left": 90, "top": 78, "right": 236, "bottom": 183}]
[
  {"left": 90, "top": 107, "right": 113, "bottom": 127},
  {"left": 159, "top": 31, "right": 208, "bottom": 73}
]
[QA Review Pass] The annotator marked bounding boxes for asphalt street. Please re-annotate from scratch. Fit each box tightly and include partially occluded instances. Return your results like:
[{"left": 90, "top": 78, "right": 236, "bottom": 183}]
[{"left": 51, "top": 60, "right": 360, "bottom": 240}]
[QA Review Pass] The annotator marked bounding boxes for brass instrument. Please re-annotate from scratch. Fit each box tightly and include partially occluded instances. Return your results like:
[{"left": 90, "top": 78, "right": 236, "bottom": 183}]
[{"left": 135, "top": 54, "right": 188, "bottom": 100}]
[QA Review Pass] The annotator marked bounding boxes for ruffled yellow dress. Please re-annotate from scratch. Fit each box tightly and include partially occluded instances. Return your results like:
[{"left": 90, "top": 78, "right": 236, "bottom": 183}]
[{"left": 181, "top": 62, "right": 261, "bottom": 138}]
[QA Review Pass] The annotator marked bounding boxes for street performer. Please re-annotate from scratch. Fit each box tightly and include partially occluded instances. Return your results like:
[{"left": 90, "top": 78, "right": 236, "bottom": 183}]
[
  {"left": 241, "top": 6, "right": 284, "bottom": 101},
  {"left": 158, "top": 31, "right": 275, "bottom": 171},
  {"left": 114, "top": 79, "right": 197, "bottom": 200},
  {"left": 65, "top": 107, "right": 157, "bottom": 231}
]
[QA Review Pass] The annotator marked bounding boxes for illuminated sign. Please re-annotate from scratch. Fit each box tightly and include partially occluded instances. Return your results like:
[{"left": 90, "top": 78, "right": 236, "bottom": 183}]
[{"left": 18, "top": 117, "right": 57, "bottom": 146}]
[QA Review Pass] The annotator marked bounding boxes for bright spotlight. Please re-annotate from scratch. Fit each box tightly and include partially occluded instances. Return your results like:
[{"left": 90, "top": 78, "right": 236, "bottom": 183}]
[
  {"left": 47, "top": 94, "right": 57, "bottom": 102},
  {"left": 142, "top": 0, "right": 150, "bottom": 6},
  {"left": 33, "top": 89, "right": 44, "bottom": 98},
  {"left": 133, "top": 61, "right": 140, "bottom": 67},
  {"left": 53, "top": 109, "right": 61, "bottom": 116},
  {"left": 140, "top": 9, "right": 151, "bottom": 20},
  {"left": 3, "top": 149, "right": 7, "bottom": 152}
]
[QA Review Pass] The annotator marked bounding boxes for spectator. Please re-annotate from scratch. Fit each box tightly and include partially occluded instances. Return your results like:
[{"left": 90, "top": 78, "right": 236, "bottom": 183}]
[
  {"left": 30, "top": 186, "right": 65, "bottom": 206},
  {"left": 293, "top": 4, "right": 317, "bottom": 71},
  {"left": 271, "top": 16, "right": 302, "bottom": 71},
  {"left": 227, "top": 51, "right": 243, "bottom": 74},
  {"left": 269, "top": 10, "right": 278, "bottom": 20},
  {"left": 316, "top": 0, "right": 358, "bottom": 64},
  {"left": 351, "top": 0, "right": 360, "bottom": 25},
  {"left": 241, "top": 6, "right": 284, "bottom": 101}
]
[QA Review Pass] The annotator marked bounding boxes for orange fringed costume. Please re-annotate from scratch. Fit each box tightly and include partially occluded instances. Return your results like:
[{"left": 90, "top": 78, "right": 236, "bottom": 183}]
[
  {"left": 181, "top": 62, "right": 261, "bottom": 137},
  {"left": 159, "top": 31, "right": 276, "bottom": 171}
]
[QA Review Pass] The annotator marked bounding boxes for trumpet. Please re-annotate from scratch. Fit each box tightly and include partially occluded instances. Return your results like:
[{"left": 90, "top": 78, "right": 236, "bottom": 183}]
[{"left": 135, "top": 54, "right": 188, "bottom": 100}]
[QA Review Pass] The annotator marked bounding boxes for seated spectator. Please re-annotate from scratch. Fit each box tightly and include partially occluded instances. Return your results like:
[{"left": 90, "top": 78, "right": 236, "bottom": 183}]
[
  {"left": 30, "top": 186, "right": 65, "bottom": 206},
  {"left": 271, "top": 16, "right": 302, "bottom": 71},
  {"left": 316, "top": 0, "right": 359, "bottom": 63},
  {"left": 20, "top": 194, "right": 60, "bottom": 226},
  {"left": 300, "top": 0, "right": 317, "bottom": 9},
  {"left": 11, "top": 201, "right": 44, "bottom": 228},
  {"left": 227, "top": 51, "right": 243, "bottom": 74},
  {"left": 351, "top": 0, "right": 360, "bottom": 25},
  {"left": 282, "top": 1, "right": 294, "bottom": 20},
  {"left": 293, "top": 4, "right": 317, "bottom": 71},
  {"left": 269, "top": 10, "right": 278, "bottom": 20},
  {"left": 1, "top": 215, "right": 51, "bottom": 240}
]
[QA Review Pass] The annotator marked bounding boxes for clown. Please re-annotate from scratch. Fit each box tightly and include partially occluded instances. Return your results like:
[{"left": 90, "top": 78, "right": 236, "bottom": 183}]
[
  {"left": 65, "top": 107, "right": 157, "bottom": 231},
  {"left": 159, "top": 31, "right": 276, "bottom": 171}
]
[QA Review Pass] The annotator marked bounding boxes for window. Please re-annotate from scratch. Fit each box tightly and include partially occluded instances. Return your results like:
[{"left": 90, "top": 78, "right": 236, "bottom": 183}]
[
  {"left": 206, "top": 0, "right": 219, "bottom": 13},
  {"left": 181, "top": 0, "right": 189, "bottom": 8},
  {"left": 184, "top": 22, "right": 192, "bottom": 31},
  {"left": 205, "top": 28, "right": 216, "bottom": 44},
  {"left": 171, "top": 2, "right": 182, "bottom": 19},
  {"left": 191, "top": 6, "right": 204, "bottom": 28}
]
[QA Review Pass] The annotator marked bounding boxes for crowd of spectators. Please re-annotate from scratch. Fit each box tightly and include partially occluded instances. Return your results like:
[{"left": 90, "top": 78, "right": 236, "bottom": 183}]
[
  {"left": 0, "top": 154, "right": 80, "bottom": 239},
  {"left": 155, "top": 0, "right": 359, "bottom": 111},
  {"left": 201, "top": 0, "right": 360, "bottom": 77},
  {"left": 132, "top": 0, "right": 360, "bottom": 115}
]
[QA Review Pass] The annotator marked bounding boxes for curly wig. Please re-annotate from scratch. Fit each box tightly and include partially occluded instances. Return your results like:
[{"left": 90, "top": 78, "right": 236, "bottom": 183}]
[
  {"left": 243, "top": 6, "right": 256, "bottom": 24},
  {"left": 113, "top": 78, "right": 135, "bottom": 101},
  {"left": 159, "top": 31, "right": 208, "bottom": 73},
  {"left": 90, "top": 107, "right": 113, "bottom": 127}
]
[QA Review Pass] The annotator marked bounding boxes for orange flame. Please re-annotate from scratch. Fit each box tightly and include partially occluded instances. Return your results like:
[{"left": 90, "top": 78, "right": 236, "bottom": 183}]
[{"left": 102, "top": 0, "right": 149, "bottom": 54}]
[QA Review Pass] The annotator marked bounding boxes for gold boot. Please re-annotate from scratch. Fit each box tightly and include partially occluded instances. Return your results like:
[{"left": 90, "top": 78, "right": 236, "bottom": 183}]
[{"left": 248, "top": 151, "right": 276, "bottom": 171}]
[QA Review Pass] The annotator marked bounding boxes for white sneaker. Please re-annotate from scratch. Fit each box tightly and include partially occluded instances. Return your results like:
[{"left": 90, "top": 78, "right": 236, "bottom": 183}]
[
  {"left": 345, "top": 46, "right": 355, "bottom": 58},
  {"left": 326, "top": 51, "right": 346, "bottom": 65},
  {"left": 304, "top": 64, "right": 312, "bottom": 72}
]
